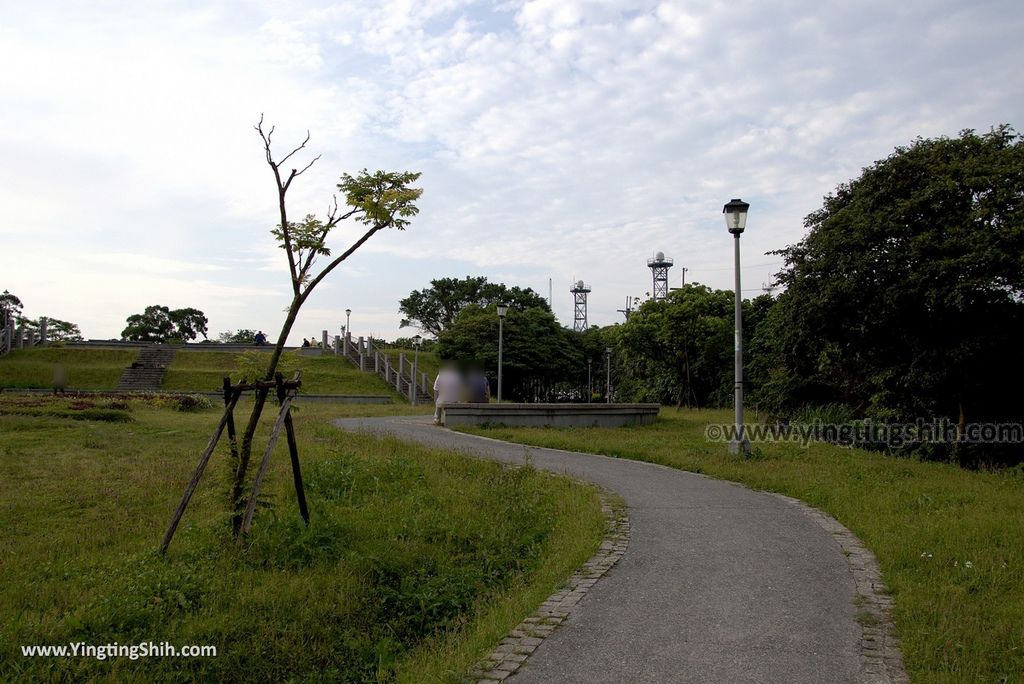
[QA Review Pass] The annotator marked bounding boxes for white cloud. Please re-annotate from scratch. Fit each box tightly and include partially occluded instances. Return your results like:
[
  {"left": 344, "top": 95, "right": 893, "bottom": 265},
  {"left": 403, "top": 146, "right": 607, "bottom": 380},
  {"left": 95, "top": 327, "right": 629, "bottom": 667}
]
[{"left": 2, "top": 0, "right": 1022, "bottom": 342}]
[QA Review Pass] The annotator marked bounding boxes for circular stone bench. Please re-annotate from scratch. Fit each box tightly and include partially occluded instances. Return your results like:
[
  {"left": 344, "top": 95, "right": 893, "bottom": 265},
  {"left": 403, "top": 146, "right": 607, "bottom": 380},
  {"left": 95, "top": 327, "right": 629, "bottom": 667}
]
[{"left": 440, "top": 403, "right": 660, "bottom": 428}]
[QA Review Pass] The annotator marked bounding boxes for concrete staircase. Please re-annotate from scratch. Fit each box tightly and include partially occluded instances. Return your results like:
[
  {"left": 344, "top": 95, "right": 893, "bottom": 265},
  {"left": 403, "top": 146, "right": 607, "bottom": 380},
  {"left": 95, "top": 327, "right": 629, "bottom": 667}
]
[
  {"left": 338, "top": 334, "right": 432, "bottom": 404},
  {"left": 117, "top": 347, "right": 177, "bottom": 391}
]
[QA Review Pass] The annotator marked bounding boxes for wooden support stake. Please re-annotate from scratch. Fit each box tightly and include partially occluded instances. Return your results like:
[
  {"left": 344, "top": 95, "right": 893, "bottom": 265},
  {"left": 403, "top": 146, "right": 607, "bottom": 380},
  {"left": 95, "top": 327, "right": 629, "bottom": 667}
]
[
  {"left": 230, "top": 383, "right": 271, "bottom": 532},
  {"left": 278, "top": 373, "right": 309, "bottom": 525},
  {"left": 238, "top": 371, "right": 303, "bottom": 537},
  {"left": 160, "top": 388, "right": 241, "bottom": 554},
  {"left": 223, "top": 377, "right": 239, "bottom": 464}
]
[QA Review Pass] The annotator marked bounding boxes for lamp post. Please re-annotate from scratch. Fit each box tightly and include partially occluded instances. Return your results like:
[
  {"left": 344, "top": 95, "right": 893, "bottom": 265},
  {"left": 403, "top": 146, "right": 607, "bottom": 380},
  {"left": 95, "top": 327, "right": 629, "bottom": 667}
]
[
  {"left": 412, "top": 334, "right": 422, "bottom": 406},
  {"left": 723, "top": 198, "right": 752, "bottom": 455},
  {"left": 496, "top": 303, "right": 508, "bottom": 402},
  {"left": 605, "top": 347, "right": 612, "bottom": 404},
  {"left": 345, "top": 309, "right": 351, "bottom": 336},
  {"left": 587, "top": 358, "right": 593, "bottom": 403}
]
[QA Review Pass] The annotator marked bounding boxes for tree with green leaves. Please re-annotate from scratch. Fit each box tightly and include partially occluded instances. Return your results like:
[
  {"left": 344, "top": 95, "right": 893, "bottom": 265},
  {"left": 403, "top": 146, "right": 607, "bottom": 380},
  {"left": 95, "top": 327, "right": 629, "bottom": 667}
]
[
  {"left": 436, "top": 302, "right": 580, "bottom": 399},
  {"left": 45, "top": 318, "right": 84, "bottom": 342},
  {"left": 399, "top": 276, "right": 549, "bottom": 336},
  {"left": 19, "top": 317, "right": 83, "bottom": 342},
  {"left": 390, "top": 335, "right": 437, "bottom": 352},
  {"left": 231, "top": 117, "right": 422, "bottom": 527},
  {"left": 755, "top": 126, "right": 1024, "bottom": 463},
  {"left": 613, "top": 284, "right": 770, "bottom": 407},
  {"left": 121, "top": 305, "right": 208, "bottom": 342},
  {"left": 218, "top": 329, "right": 258, "bottom": 344},
  {"left": 0, "top": 290, "right": 23, "bottom": 327}
]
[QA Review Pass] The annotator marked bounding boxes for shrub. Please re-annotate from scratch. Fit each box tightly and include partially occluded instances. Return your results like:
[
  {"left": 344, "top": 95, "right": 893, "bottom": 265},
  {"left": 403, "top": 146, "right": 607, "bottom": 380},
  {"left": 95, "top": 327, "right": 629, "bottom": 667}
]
[{"left": 175, "top": 394, "right": 213, "bottom": 412}]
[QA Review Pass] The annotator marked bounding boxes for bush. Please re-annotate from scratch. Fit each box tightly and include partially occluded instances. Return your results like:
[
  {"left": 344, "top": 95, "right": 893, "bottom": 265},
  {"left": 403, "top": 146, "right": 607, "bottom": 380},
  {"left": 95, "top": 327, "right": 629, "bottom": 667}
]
[{"left": 174, "top": 394, "right": 213, "bottom": 412}]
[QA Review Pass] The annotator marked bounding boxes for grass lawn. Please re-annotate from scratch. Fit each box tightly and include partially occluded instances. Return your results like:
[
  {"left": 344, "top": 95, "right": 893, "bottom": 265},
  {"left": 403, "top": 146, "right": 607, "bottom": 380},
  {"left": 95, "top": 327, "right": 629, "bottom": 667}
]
[
  {"left": 0, "top": 348, "right": 409, "bottom": 397},
  {"left": 163, "top": 350, "right": 403, "bottom": 396},
  {"left": 0, "top": 347, "right": 137, "bottom": 390},
  {"left": 0, "top": 397, "right": 605, "bottom": 682},
  {"left": 459, "top": 408, "right": 1024, "bottom": 682}
]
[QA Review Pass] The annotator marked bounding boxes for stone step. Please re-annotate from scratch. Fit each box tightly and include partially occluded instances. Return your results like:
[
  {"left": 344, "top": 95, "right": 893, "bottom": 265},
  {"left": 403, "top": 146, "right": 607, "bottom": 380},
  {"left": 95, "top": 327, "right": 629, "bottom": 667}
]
[{"left": 116, "top": 346, "right": 178, "bottom": 391}]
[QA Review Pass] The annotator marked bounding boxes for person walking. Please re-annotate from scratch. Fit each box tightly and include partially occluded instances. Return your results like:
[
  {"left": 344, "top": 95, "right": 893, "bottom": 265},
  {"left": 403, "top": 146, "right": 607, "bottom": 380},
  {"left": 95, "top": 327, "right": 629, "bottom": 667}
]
[{"left": 432, "top": 362, "right": 463, "bottom": 425}]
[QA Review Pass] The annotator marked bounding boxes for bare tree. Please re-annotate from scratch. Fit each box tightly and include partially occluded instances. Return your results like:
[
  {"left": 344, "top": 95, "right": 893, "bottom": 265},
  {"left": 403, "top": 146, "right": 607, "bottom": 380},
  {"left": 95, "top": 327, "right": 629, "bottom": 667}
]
[{"left": 232, "top": 116, "right": 422, "bottom": 529}]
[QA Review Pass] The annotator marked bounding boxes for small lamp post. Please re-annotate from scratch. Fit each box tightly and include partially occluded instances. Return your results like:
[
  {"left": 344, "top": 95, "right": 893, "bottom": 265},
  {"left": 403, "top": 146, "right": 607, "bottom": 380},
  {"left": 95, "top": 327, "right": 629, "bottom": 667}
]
[
  {"left": 411, "top": 334, "right": 422, "bottom": 406},
  {"left": 723, "top": 198, "right": 751, "bottom": 455},
  {"left": 605, "top": 347, "right": 612, "bottom": 404},
  {"left": 496, "top": 303, "right": 508, "bottom": 403},
  {"left": 345, "top": 308, "right": 352, "bottom": 336}
]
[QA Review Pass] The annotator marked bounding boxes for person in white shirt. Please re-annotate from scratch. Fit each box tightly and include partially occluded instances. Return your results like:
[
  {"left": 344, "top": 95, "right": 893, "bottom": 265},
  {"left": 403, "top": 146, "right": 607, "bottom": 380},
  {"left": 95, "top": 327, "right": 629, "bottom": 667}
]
[{"left": 432, "top": 363, "right": 464, "bottom": 425}]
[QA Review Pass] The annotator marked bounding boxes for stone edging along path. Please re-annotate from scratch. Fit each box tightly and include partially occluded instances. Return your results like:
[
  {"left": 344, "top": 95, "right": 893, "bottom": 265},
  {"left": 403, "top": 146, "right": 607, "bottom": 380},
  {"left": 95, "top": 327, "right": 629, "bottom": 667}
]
[
  {"left": 470, "top": 493, "right": 630, "bottom": 683},
  {"left": 769, "top": 493, "right": 908, "bottom": 684}
]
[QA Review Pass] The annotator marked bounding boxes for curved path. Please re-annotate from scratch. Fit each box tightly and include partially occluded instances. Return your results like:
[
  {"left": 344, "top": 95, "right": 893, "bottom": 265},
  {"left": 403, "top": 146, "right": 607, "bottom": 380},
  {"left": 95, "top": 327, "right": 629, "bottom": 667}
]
[{"left": 335, "top": 416, "right": 879, "bottom": 683}]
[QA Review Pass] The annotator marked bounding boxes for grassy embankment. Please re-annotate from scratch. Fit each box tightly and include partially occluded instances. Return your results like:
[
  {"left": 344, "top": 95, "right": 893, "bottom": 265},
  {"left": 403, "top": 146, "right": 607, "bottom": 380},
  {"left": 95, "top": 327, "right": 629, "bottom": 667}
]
[
  {"left": 0, "top": 348, "right": 415, "bottom": 397},
  {"left": 459, "top": 409, "right": 1024, "bottom": 682},
  {"left": 0, "top": 397, "right": 605, "bottom": 681},
  {"left": 0, "top": 348, "right": 137, "bottom": 390}
]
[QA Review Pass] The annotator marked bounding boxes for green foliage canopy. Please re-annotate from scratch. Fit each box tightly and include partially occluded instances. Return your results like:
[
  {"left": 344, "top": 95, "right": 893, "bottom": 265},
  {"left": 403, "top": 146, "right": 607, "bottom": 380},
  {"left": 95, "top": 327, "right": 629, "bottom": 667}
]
[
  {"left": 0, "top": 290, "right": 22, "bottom": 326},
  {"left": 611, "top": 285, "right": 771, "bottom": 407},
  {"left": 121, "top": 305, "right": 209, "bottom": 343},
  {"left": 754, "top": 126, "right": 1024, "bottom": 436},
  {"left": 218, "top": 329, "right": 258, "bottom": 344},
  {"left": 400, "top": 276, "right": 550, "bottom": 337}
]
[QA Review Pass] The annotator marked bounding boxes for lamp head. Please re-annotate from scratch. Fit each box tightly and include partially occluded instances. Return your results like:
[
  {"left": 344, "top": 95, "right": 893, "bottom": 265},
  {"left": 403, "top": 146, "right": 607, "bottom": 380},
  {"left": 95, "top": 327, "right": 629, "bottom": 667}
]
[
  {"left": 723, "top": 198, "right": 750, "bottom": 234},
  {"left": 496, "top": 303, "right": 509, "bottom": 318}
]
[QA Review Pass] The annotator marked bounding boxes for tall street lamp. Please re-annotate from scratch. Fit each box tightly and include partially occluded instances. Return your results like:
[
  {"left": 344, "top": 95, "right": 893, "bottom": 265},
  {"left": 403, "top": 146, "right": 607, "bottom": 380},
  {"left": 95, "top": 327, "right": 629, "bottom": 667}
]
[
  {"left": 345, "top": 308, "right": 352, "bottom": 336},
  {"left": 605, "top": 347, "right": 612, "bottom": 404},
  {"left": 724, "top": 198, "right": 752, "bottom": 455},
  {"left": 412, "top": 334, "right": 422, "bottom": 406},
  {"left": 496, "top": 303, "right": 508, "bottom": 403}
]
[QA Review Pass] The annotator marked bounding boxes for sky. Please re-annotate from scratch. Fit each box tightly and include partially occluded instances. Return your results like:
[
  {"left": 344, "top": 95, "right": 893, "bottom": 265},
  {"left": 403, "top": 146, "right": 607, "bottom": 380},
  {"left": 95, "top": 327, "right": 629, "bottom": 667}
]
[{"left": 2, "top": 0, "right": 1022, "bottom": 344}]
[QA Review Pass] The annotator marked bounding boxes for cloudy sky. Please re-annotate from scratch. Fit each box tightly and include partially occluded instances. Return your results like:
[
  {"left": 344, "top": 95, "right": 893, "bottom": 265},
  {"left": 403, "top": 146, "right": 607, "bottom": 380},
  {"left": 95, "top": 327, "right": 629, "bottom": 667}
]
[{"left": 2, "top": 0, "right": 1021, "bottom": 343}]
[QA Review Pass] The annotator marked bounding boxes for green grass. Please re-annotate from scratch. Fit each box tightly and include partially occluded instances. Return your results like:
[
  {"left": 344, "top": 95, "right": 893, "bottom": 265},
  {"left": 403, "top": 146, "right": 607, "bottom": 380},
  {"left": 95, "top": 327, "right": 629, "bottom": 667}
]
[
  {"left": 459, "top": 409, "right": 1024, "bottom": 682},
  {"left": 0, "top": 348, "right": 407, "bottom": 397},
  {"left": 0, "top": 399, "right": 605, "bottom": 682},
  {"left": 0, "top": 347, "right": 137, "bottom": 389},
  {"left": 163, "top": 350, "right": 402, "bottom": 396}
]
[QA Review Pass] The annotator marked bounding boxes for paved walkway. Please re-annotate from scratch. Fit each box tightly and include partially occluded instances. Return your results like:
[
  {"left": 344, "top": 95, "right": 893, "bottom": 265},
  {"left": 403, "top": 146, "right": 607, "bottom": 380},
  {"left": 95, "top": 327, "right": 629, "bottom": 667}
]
[{"left": 334, "top": 416, "right": 869, "bottom": 683}]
